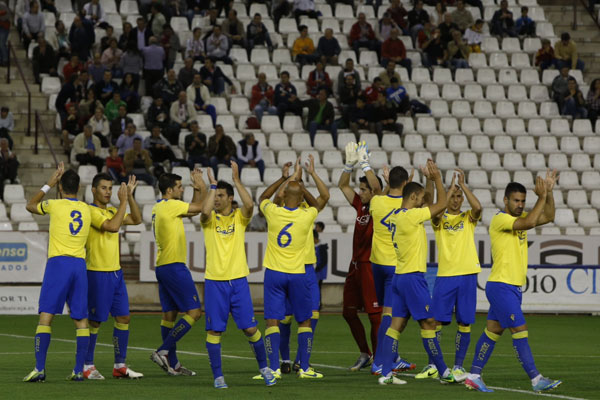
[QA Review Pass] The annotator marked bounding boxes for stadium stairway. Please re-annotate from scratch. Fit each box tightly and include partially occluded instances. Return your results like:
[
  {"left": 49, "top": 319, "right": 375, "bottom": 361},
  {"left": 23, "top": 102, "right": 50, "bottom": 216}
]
[{"left": 540, "top": 0, "right": 600, "bottom": 82}]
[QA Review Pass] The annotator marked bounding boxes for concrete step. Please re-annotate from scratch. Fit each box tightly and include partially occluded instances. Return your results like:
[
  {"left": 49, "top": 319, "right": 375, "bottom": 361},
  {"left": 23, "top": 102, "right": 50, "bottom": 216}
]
[{"left": 18, "top": 152, "right": 68, "bottom": 167}]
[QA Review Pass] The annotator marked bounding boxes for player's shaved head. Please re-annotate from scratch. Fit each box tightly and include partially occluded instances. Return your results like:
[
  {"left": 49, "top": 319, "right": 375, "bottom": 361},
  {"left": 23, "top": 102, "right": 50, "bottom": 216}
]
[
  {"left": 60, "top": 169, "right": 80, "bottom": 195},
  {"left": 389, "top": 166, "right": 409, "bottom": 189},
  {"left": 284, "top": 181, "right": 303, "bottom": 205}
]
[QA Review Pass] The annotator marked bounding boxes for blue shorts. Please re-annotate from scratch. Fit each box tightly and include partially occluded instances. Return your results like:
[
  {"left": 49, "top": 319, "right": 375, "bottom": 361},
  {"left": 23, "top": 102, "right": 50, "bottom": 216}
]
[
  {"left": 155, "top": 263, "right": 201, "bottom": 312},
  {"left": 87, "top": 269, "right": 130, "bottom": 322},
  {"left": 39, "top": 256, "right": 88, "bottom": 320},
  {"left": 204, "top": 277, "right": 257, "bottom": 332},
  {"left": 372, "top": 263, "right": 395, "bottom": 308},
  {"left": 392, "top": 272, "right": 434, "bottom": 321},
  {"left": 486, "top": 281, "right": 526, "bottom": 329},
  {"left": 305, "top": 264, "right": 320, "bottom": 311},
  {"left": 264, "top": 269, "right": 312, "bottom": 323},
  {"left": 432, "top": 274, "right": 477, "bottom": 325}
]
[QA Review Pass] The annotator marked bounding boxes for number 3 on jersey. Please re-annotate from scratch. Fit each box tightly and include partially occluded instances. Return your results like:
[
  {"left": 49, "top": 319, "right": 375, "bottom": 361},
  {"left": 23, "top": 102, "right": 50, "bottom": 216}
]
[
  {"left": 380, "top": 209, "right": 397, "bottom": 232},
  {"left": 69, "top": 210, "right": 83, "bottom": 235},
  {"left": 277, "top": 222, "right": 293, "bottom": 248}
]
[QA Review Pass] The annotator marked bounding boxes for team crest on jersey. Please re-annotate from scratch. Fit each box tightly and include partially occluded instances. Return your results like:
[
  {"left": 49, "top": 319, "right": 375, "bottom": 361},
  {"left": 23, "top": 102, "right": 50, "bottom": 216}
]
[
  {"left": 517, "top": 230, "right": 526, "bottom": 240},
  {"left": 193, "top": 295, "right": 198, "bottom": 302},
  {"left": 443, "top": 221, "right": 464, "bottom": 232},
  {"left": 216, "top": 224, "right": 236, "bottom": 235},
  {"left": 373, "top": 302, "right": 379, "bottom": 308},
  {"left": 425, "top": 305, "right": 430, "bottom": 312},
  {"left": 510, "top": 314, "right": 515, "bottom": 321},
  {"left": 356, "top": 215, "right": 370, "bottom": 225}
]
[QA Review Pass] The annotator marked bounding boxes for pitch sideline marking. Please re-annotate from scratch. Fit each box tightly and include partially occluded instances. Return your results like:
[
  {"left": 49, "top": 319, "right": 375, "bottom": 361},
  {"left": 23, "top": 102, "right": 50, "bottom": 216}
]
[{"left": 0, "top": 333, "right": 586, "bottom": 400}]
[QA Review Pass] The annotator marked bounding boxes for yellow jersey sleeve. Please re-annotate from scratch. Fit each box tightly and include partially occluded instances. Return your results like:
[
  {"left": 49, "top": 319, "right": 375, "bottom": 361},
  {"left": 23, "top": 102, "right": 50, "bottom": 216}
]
[
  {"left": 369, "top": 194, "right": 404, "bottom": 266},
  {"left": 434, "top": 211, "right": 481, "bottom": 277},
  {"left": 89, "top": 204, "right": 110, "bottom": 229},
  {"left": 43, "top": 199, "right": 91, "bottom": 259},
  {"left": 393, "top": 207, "right": 430, "bottom": 274},
  {"left": 86, "top": 205, "right": 122, "bottom": 271},
  {"left": 153, "top": 199, "right": 189, "bottom": 267},
  {"left": 38, "top": 199, "right": 52, "bottom": 215},
  {"left": 300, "top": 202, "right": 317, "bottom": 265},
  {"left": 488, "top": 211, "right": 528, "bottom": 286}
]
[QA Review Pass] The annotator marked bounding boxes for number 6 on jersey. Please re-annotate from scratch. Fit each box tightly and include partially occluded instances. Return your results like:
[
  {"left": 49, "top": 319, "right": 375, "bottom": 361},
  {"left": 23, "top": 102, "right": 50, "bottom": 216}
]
[{"left": 277, "top": 222, "right": 293, "bottom": 248}]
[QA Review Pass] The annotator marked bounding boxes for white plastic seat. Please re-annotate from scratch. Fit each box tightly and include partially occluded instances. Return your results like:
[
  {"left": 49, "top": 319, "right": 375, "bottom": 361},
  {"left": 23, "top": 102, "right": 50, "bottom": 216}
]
[
  {"left": 429, "top": 100, "right": 449, "bottom": 117},
  {"left": 536, "top": 21, "right": 555, "bottom": 38},
  {"left": 76, "top": 165, "right": 96, "bottom": 186},
  {"left": 441, "top": 84, "right": 461, "bottom": 100},
  {"left": 481, "top": 118, "right": 503, "bottom": 136},
  {"left": 413, "top": 151, "right": 432, "bottom": 168},
  {"left": 283, "top": 115, "right": 303, "bottom": 133},
  {"left": 567, "top": 190, "right": 589, "bottom": 209},
  {"left": 513, "top": 170, "right": 534, "bottom": 188},
  {"left": 336, "top": 133, "right": 356, "bottom": 150},
  {"left": 503, "top": 153, "right": 524, "bottom": 170},
  {"left": 484, "top": 84, "right": 505, "bottom": 102},
  {"left": 470, "top": 135, "right": 491, "bottom": 152},
  {"left": 507, "top": 85, "right": 527, "bottom": 102},
  {"left": 337, "top": 206, "right": 357, "bottom": 226},
  {"left": 251, "top": 48, "right": 271, "bottom": 65},
  {"left": 554, "top": 209, "right": 577, "bottom": 227},
  {"left": 438, "top": 118, "right": 459, "bottom": 136},
  {"left": 560, "top": 137, "right": 582, "bottom": 155},
  {"left": 511, "top": 53, "right": 531, "bottom": 68},
  {"left": 558, "top": 171, "right": 580, "bottom": 189},
  {"left": 476, "top": 69, "right": 496, "bottom": 85},
  {"left": 571, "top": 154, "right": 591, "bottom": 171},
  {"left": 18, "top": 221, "right": 39, "bottom": 231},
  {"left": 493, "top": 136, "right": 513, "bottom": 153},
  {"left": 520, "top": 68, "right": 541, "bottom": 86},
  {"left": 583, "top": 137, "right": 600, "bottom": 154},
  {"left": 433, "top": 68, "right": 453, "bottom": 84},
  {"left": 461, "top": 118, "right": 482, "bottom": 135},
  {"left": 458, "top": 153, "right": 479, "bottom": 170},
  {"left": 573, "top": 120, "right": 594, "bottom": 137},
  {"left": 322, "top": 150, "right": 343, "bottom": 168},
  {"left": 119, "top": 0, "right": 139, "bottom": 14},
  {"left": 448, "top": 135, "right": 468, "bottom": 152},
  {"left": 473, "top": 189, "right": 494, "bottom": 207},
  {"left": 404, "top": 134, "right": 424, "bottom": 152},
  {"left": 263, "top": 168, "right": 282, "bottom": 186},
  {"left": 3, "top": 184, "right": 26, "bottom": 204},
  {"left": 277, "top": 150, "right": 297, "bottom": 167},
  {"left": 411, "top": 68, "right": 431, "bottom": 84},
  {"left": 468, "top": 171, "right": 489, "bottom": 189},
  {"left": 321, "top": 17, "right": 340, "bottom": 32},
  {"left": 312, "top": 134, "right": 334, "bottom": 151},
  {"left": 495, "top": 101, "right": 516, "bottom": 118},
  {"left": 548, "top": 153, "right": 569, "bottom": 170},
  {"left": 419, "top": 83, "right": 440, "bottom": 100},
  {"left": 526, "top": 153, "right": 546, "bottom": 170},
  {"left": 489, "top": 53, "right": 509, "bottom": 69},
  {"left": 426, "top": 135, "right": 446, "bottom": 152},
  {"left": 390, "top": 151, "right": 411, "bottom": 167},
  {"left": 359, "top": 133, "right": 380, "bottom": 150},
  {"left": 359, "top": 51, "right": 379, "bottom": 66},
  {"left": 171, "top": 166, "right": 191, "bottom": 186},
  {"left": 41, "top": 77, "right": 61, "bottom": 94},
  {"left": 229, "top": 48, "right": 249, "bottom": 64},
  {"left": 381, "top": 135, "right": 401, "bottom": 150},
  {"left": 461, "top": 84, "right": 482, "bottom": 101},
  {"left": 335, "top": 3, "right": 354, "bottom": 18},
  {"left": 538, "top": 136, "right": 559, "bottom": 154},
  {"left": 134, "top": 186, "right": 156, "bottom": 205},
  {"left": 451, "top": 100, "right": 472, "bottom": 117},
  {"left": 10, "top": 203, "right": 34, "bottom": 222},
  {"left": 268, "top": 133, "right": 289, "bottom": 151},
  {"left": 455, "top": 68, "right": 475, "bottom": 84},
  {"left": 582, "top": 171, "right": 600, "bottom": 190},
  {"left": 328, "top": 187, "right": 347, "bottom": 207},
  {"left": 523, "top": 37, "right": 542, "bottom": 53},
  {"left": 517, "top": 101, "right": 537, "bottom": 118},
  {"left": 515, "top": 136, "right": 536, "bottom": 153},
  {"left": 236, "top": 64, "right": 256, "bottom": 82},
  {"left": 240, "top": 168, "right": 262, "bottom": 187},
  {"left": 473, "top": 101, "right": 494, "bottom": 118},
  {"left": 468, "top": 53, "right": 487, "bottom": 69},
  {"left": 435, "top": 152, "right": 456, "bottom": 169},
  {"left": 501, "top": 37, "right": 521, "bottom": 53},
  {"left": 482, "top": 208, "right": 497, "bottom": 226},
  {"left": 291, "top": 133, "right": 313, "bottom": 150},
  {"left": 480, "top": 152, "right": 501, "bottom": 170},
  {"left": 416, "top": 118, "right": 438, "bottom": 135},
  {"left": 491, "top": 171, "right": 510, "bottom": 189},
  {"left": 369, "top": 151, "right": 388, "bottom": 169},
  {"left": 498, "top": 69, "right": 518, "bottom": 85},
  {"left": 578, "top": 209, "right": 599, "bottom": 227}
]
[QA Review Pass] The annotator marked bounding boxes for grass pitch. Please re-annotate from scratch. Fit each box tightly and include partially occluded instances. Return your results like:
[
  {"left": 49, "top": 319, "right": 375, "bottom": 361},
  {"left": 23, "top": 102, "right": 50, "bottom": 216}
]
[{"left": 0, "top": 313, "right": 598, "bottom": 400}]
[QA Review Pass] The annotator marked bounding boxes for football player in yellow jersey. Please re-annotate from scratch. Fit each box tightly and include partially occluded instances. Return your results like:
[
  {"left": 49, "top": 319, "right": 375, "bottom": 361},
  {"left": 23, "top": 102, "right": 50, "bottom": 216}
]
[
  {"left": 83, "top": 173, "right": 143, "bottom": 380},
  {"left": 258, "top": 161, "right": 323, "bottom": 379},
  {"left": 199, "top": 161, "right": 276, "bottom": 389},
  {"left": 415, "top": 168, "right": 482, "bottom": 382},
  {"left": 23, "top": 163, "right": 93, "bottom": 382},
  {"left": 465, "top": 172, "right": 562, "bottom": 393},
  {"left": 150, "top": 170, "right": 206, "bottom": 376},
  {"left": 378, "top": 160, "right": 459, "bottom": 385}
]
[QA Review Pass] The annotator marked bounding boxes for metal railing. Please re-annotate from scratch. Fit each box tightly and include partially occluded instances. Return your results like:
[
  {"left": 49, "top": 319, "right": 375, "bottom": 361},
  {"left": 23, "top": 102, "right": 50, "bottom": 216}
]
[
  {"left": 34, "top": 111, "right": 59, "bottom": 166},
  {"left": 6, "top": 40, "right": 31, "bottom": 136}
]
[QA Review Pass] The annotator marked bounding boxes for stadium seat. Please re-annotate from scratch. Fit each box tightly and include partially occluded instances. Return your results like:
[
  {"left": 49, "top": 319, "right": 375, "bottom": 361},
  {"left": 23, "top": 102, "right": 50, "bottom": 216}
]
[
  {"left": 500, "top": 118, "right": 522, "bottom": 137},
  {"left": 498, "top": 69, "right": 518, "bottom": 85},
  {"left": 539, "top": 102, "right": 560, "bottom": 118},
  {"left": 511, "top": 53, "right": 531, "bottom": 68},
  {"left": 455, "top": 68, "right": 475, "bottom": 84},
  {"left": 277, "top": 150, "right": 297, "bottom": 167},
  {"left": 435, "top": 152, "right": 456, "bottom": 169},
  {"left": 507, "top": 85, "right": 527, "bottom": 102},
  {"left": 491, "top": 171, "right": 511, "bottom": 189},
  {"left": 262, "top": 116, "right": 283, "bottom": 133},
  {"left": 458, "top": 153, "right": 479, "bottom": 170},
  {"left": 560, "top": 137, "right": 581, "bottom": 155},
  {"left": 480, "top": 152, "right": 501, "bottom": 170},
  {"left": 501, "top": 37, "right": 521, "bottom": 53},
  {"left": 542, "top": 69, "right": 559, "bottom": 85},
  {"left": 493, "top": 136, "right": 514, "bottom": 153},
  {"left": 567, "top": 190, "right": 589, "bottom": 209},
  {"left": 41, "top": 76, "right": 61, "bottom": 94},
  {"left": 337, "top": 206, "right": 357, "bottom": 226},
  {"left": 403, "top": 134, "right": 424, "bottom": 151},
  {"left": 439, "top": 117, "right": 460, "bottom": 136},
  {"left": 527, "top": 119, "right": 549, "bottom": 136},
  {"left": 485, "top": 84, "right": 506, "bottom": 102},
  {"left": 514, "top": 136, "right": 536, "bottom": 153},
  {"left": 554, "top": 209, "right": 577, "bottom": 227},
  {"left": 134, "top": 186, "right": 157, "bottom": 205},
  {"left": 240, "top": 168, "right": 262, "bottom": 187},
  {"left": 359, "top": 51, "right": 379, "bottom": 66},
  {"left": 448, "top": 135, "right": 468, "bottom": 152},
  {"left": 583, "top": 137, "right": 600, "bottom": 155},
  {"left": 337, "top": 133, "right": 356, "bottom": 150},
  {"left": 468, "top": 53, "right": 487, "bottom": 69},
  {"left": 283, "top": 116, "right": 303, "bottom": 133},
  {"left": 571, "top": 154, "right": 591, "bottom": 171},
  {"left": 476, "top": 69, "right": 496, "bottom": 85},
  {"left": 411, "top": 68, "right": 431, "bottom": 84},
  {"left": 230, "top": 97, "right": 250, "bottom": 116},
  {"left": 390, "top": 151, "right": 411, "bottom": 167},
  {"left": 317, "top": 206, "right": 335, "bottom": 223},
  {"left": 322, "top": 150, "right": 343, "bottom": 169},
  {"left": 171, "top": 167, "right": 191, "bottom": 186},
  {"left": 461, "top": 118, "right": 482, "bottom": 135},
  {"left": 538, "top": 136, "right": 559, "bottom": 154},
  {"left": 119, "top": 0, "right": 138, "bottom": 14},
  {"left": 272, "top": 49, "right": 292, "bottom": 65},
  {"left": 381, "top": 135, "right": 401, "bottom": 150},
  {"left": 573, "top": 119, "right": 594, "bottom": 137},
  {"left": 419, "top": 83, "right": 440, "bottom": 100},
  {"left": 496, "top": 101, "right": 516, "bottom": 118},
  {"left": 291, "top": 133, "right": 313, "bottom": 150},
  {"left": 433, "top": 68, "right": 453, "bottom": 84},
  {"left": 10, "top": 203, "right": 34, "bottom": 222},
  {"left": 3, "top": 184, "right": 25, "bottom": 204},
  {"left": 415, "top": 117, "right": 438, "bottom": 135},
  {"left": 578, "top": 209, "right": 599, "bottom": 227},
  {"left": 526, "top": 153, "right": 546, "bottom": 170},
  {"left": 425, "top": 135, "right": 446, "bottom": 152},
  {"left": 451, "top": 101, "right": 472, "bottom": 117},
  {"left": 513, "top": 170, "right": 534, "bottom": 188},
  {"left": 473, "top": 101, "right": 494, "bottom": 118},
  {"left": 18, "top": 221, "right": 39, "bottom": 231},
  {"left": 540, "top": 226, "right": 560, "bottom": 235},
  {"left": 489, "top": 53, "right": 509, "bottom": 69},
  {"left": 430, "top": 100, "right": 449, "bottom": 117},
  {"left": 559, "top": 171, "right": 580, "bottom": 189},
  {"left": 470, "top": 135, "right": 491, "bottom": 152},
  {"left": 413, "top": 152, "right": 432, "bottom": 169},
  {"left": 481, "top": 37, "right": 499, "bottom": 52},
  {"left": 523, "top": 37, "right": 542, "bottom": 53},
  {"left": 503, "top": 153, "right": 524, "bottom": 170},
  {"left": 582, "top": 171, "right": 600, "bottom": 190},
  {"left": 473, "top": 189, "right": 494, "bottom": 207},
  {"left": 441, "top": 84, "right": 462, "bottom": 100},
  {"left": 328, "top": 188, "right": 347, "bottom": 207},
  {"left": 482, "top": 208, "right": 497, "bottom": 226},
  {"left": 335, "top": 4, "right": 354, "bottom": 18},
  {"left": 76, "top": 165, "right": 97, "bottom": 186},
  {"left": 520, "top": 69, "right": 541, "bottom": 86},
  {"left": 548, "top": 153, "right": 569, "bottom": 170},
  {"left": 517, "top": 101, "right": 537, "bottom": 118}
]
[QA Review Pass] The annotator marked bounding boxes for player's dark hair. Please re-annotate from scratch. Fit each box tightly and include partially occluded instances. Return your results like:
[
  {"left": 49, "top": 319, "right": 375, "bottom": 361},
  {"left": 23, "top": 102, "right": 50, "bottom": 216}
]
[
  {"left": 389, "top": 166, "right": 409, "bottom": 189},
  {"left": 315, "top": 221, "right": 325, "bottom": 231},
  {"left": 158, "top": 173, "right": 182, "bottom": 195},
  {"left": 504, "top": 182, "right": 527, "bottom": 198},
  {"left": 216, "top": 181, "right": 234, "bottom": 197},
  {"left": 313, "top": 229, "right": 319, "bottom": 239},
  {"left": 92, "top": 173, "right": 114, "bottom": 188},
  {"left": 402, "top": 182, "right": 424, "bottom": 199},
  {"left": 359, "top": 175, "right": 383, "bottom": 191},
  {"left": 60, "top": 169, "right": 80, "bottom": 195}
]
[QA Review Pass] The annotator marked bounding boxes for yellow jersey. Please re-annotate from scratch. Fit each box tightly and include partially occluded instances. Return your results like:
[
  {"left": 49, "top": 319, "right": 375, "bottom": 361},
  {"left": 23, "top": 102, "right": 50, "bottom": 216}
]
[
  {"left": 152, "top": 199, "right": 190, "bottom": 267},
  {"left": 86, "top": 204, "right": 128, "bottom": 272},
  {"left": 261, "top": 199, "right": 318, "bottom": 274},
  {"left": 301, "top": 201, "right": 317, "bottom": 265},
  {"left": 488, "top": 211, "right": 529, "bottom": 286},
  {"left": 369, "top": 194, "right": 403, "bottom": 266},
  {"left": 37, "top": 198, "right": 91, "bottom": 259},
  {"left": 392, "top": 207, "right": 431, "bottom": 274},
  {"left": 201, "top": 208, "right": 251, "bottom": 281},
  {"left": 433, "top": 211, "right": 481, "bottom": 277}
]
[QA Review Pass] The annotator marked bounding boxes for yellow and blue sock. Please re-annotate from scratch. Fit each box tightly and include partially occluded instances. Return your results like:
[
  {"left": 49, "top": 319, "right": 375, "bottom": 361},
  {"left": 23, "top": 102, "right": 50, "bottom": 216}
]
[
  {"left": 311, "top": 311, "right": 319, "bottom": 336},
  {"left": 34, "top": 325, "right": 51, "bottom": 371},
  {"left": 265, "top": 326, "right": 280, "bottom": 369},
  {"left": 248, "top": 330, "right": 268, "bottom": 370},
  {"left": 454, "top": 325, "right": 471, "bottom": 369},
  {"left": 381, "top": 328, "right": 400, "bottom": 377},
  {"left": 279, "top": 316, "right": 292, "bottom": 362},
  {"left": 421, "top": 329, "right": 448, "bottom": 376},
  {"left": 512, "top": 330, "right": 539, "bottom": 379},
  {"left": 75, "top": 328, "right": 90, "bottom": 374},
  {"left": 469, "top": 328, "right": 500, "bottom": 375},
  {"left": 426, "top": 325, "right": 442, "bottom": 365},
  {"left": 373, "top": 313, "right": 392, "bottom": 366},
  {"left": 85, "top": 326, "right": 99, "bottom": 366},
  {"left": 206, "top": 333, "right": 222, "bottom": 379},
  {"left": 113, "top": 322, "right": 129, "bottom": 364},
  {"left": 297, "top": 327, "right": 313, "bottom": 371},
  {"left": 160, "top": 320, "right": 179, "bottom": 368}
]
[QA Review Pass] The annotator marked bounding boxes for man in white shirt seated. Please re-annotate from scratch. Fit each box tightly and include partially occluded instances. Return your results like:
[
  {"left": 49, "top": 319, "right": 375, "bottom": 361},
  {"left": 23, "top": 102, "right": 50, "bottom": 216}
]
[{"left": 236, "top": 133, "right": 265, "bottom": 180}]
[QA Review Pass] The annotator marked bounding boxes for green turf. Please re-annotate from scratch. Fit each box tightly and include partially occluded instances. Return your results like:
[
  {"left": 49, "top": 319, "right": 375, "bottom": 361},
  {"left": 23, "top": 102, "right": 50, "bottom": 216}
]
[{"left": 0, "top": 314, "right": 598, "bottom": 400}]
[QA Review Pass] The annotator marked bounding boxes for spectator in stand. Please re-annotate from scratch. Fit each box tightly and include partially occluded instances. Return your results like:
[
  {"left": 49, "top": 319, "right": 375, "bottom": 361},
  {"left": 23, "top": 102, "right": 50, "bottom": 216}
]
[
  {"left": 292, "top": 25, "right": 318, "bottom": 66},
  {"left": 146, "top": 97, "right": 168, "bottom": 133},
  {"left": 56, "top": 74, "right": 81, "bottom": 122},
  {"left": 535, "top": 39, "right": 555, "bottom": 71},
  {"left": 490, "top": 0, "right": 516, "bottom": 38},
  {"left": 339, "top": 74, "right": 361, "bottom": 114},
  {"left": 378, "top": 60, "right": 401, "bottom": 88},
  {"left": 429, "top": 1, "right": 446, "bottom": 27},
  {"left": 144, "top": 125, "right": 176, "bottom": 167},
  {"left": 274, "top": 70, "right": 302, "bottom": 127},
  {"left": 186, "top": 27, "right": 206, "bottom": 62},
  {"left": 101, "top": 38, "right": 123, "bottom": 78},
  {"left": 169, "top": 91, "right": 197, "bottom": 143},
  {"left": 251, "top": 72, "right": 277, "bottom": 122},
  {"left": 317, "top": 28, "right": 340, "bottom": 66},
  {"left": 95, "top": 70, "right": 119, "bottom": 105},
  {"left": 78, "top": 87, "right": 101, "bottom": 122},
  {"left": 32, "top": 37, "right": 57, "bottom": 84},
  {"left": 116, "top": 122, "right": 142, "bottom": 156},
  {"left": 587, "top": 79, "right": 600, "bottom": 127},
  {"left": 99, "top": 25, "right": 115, "bottom": 52},
  {"left": 185, "top": 0, "right": 203, "bottom": 25},
  {"left": 61, "top": 103, "right": 80, "bottom": 153},
  {"left": 407, "top": 0, "right": 429, "bottom": 41},
  {"left": 551, "top": 66, "right": 571, "bottom": 107},
  {"left": 149, "top": 4, "right": 166, "bottom": 37},
  {"left": 370, "top": 92, "right": 402, "bottom": 143},
  {"left": 463, "top": 19, "right": 484, "bottom": 53},
  {"left": 184, "top": 120, "right": 208, "bottom": 168},
  {"left": 438, "top": 13, "right": 460, "bottom": 47},
  {"left": 200, "top": 57, "right": 234, "bottom": 95},
  {"left": 142, "top": 36, "right": 164, "bottom": 94},
  {"left": 293, "top": 0, "right": 318, "bottom": 25},
  {"left": 273, "top": 0, "right": 292, "bottom": 28},
  {"left": 236, "top": 133, "right": 265, "bottom": 180},
  {"left": 377, "top": 12, "right": 401, "bottom": 43},
  {"left": 465, "top": 0, "right": 484, "bottom": 19},
  {"left": 386, "top": 0, "right": 408, "bottom": 35},
  {"left": 0, "top": 107, "right": 14, "bottom": 138},
  {"left": 206, "top": 25, "right": 232, "bottom": 64},
  {"left": 22, "top": 1, "right": 45, "bottom": 50},
  {"left": 386, "top": 77, "right": 430, "bottom": 115},
  {"left": 160, "top": 24, "right": 180, "bottom": 70},
  {"left": 73, "top": 125, "right": 103, "bottom": 171},
  {"left": 0, "top": 138, "right": 19, "bottom": 187},
  {"left": 222, "top": 9, "right": 245, "bottom": 48},
  {"left": 555, "top": 32, "right": 585, "bottom": 72},
  {"left": 110, "top": 104, "right": 132, "bottom": 144},
  {"left": 120, "top": 73, "right": 140, "bottom": 112},
  {"left": 248, "top": 211, "right": 267, "bottom": 232},
  {"left": 420, "top": 27, "right": 445, "bottom": 68},
  {"left": 0, "top": 1, "right": 10, "bottom": 67},
  {"left": 82, "top": 0, "right": 105, "bottom": 26},
  {"left": 381, "top": 28, "right": 411, "bottom": 76},
  {"left": 447, "top": 29, "right": 471, "bottom": 69},
  {"left": 515, "top": 6, "right": 535, "bottom": 37},
  {"left": 119, "top": 43, "right": 142, "bottom": 91},
  {"left": 87, "top": 52, "right": 107, "bottom": 84},
  {"left": 131, "top": 17, "right": 152, "bottom": 50},
  {"left": 118, "top": 21, "right": 132, "bottom": 50},
  {"left": 106, "top": 145, "right": 126, "bottom": 182},
  {"left": 246, "top": 13, "right": 273, "bottom": 53},
  {"left": 69, "top": 15, "right": 95, "bottom": 60},
  {"left": 307, "top": 61, "right": 332, "bottom": 97},
  {"left": 153, "top": 69, "right": 183, "bottom": 106},
  {"left": 347, "top": 96, "right": 371, "bottom": 141},
  {"left": 104, "top": 91, "right": 126, "bottom": 121},
  {"left": 86, "top": 106, "right": 110, "bottom": 147},
  {"left": 124, "top": 137, "right": 154, "bottom": 185},
  {"left": 451, "top": 0, "right": 474, "bottom": 33},
  {"left": 337, "top": 58, "right": 361, "bottom": 95},
  {"left": 63, "top": 55, "right": 85, "bottom": 82},
  {"left": 300, "top": 88, "right": 337, "bottom": 146},
  {"left": 560, "top": 77, "right": 587, "bottom": 119},
  {"left": 49, "top": 20, "right": 70, "bottom": 60},
  {"left": 349, "top": 13, "right": 380, "bottom": 62},
  {"left": 364, "top": 77, "right": 384, "bottom": 104},
  {"left": 208, "top": 124, "right": 236, "bottom": 177},
  {"left": 186, "top": 73, "right": 217, "bottom": 128},
  {"left": 178, "top": 57, "right": 198, "bottom": 90}
]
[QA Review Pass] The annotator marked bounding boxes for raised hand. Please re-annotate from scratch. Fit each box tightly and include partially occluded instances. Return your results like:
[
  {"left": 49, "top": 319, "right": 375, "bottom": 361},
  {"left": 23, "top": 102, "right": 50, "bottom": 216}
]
[
  {"left": 281, "top": 161, "right": 293, "bottom": 178},
  {"left": 420, "top": 164, "right": 432, "bottom": 180},
  {"left": 534, "top": 176, "right": 547, "bottom": 197},
  {"left": 292, "top": 156, "right": 302, "bottom": 180},
  {"left": 344, "top": 141, "right": 358, "bottom": 167},
  {"left": 447, "top": 173, "right": 458, "bottom": 196},
  {"left": 427, "top": 159, "right": 441, "bottom": 180},
  {"left": 357, "top": 141, "right": 370, "bottom": 170},
  {"left": 408, "top": 167, "right": 415, "bottom": 182},
  {"left": 545, "top": 169, "right": 558, "bottom": 192},
  {"left": 127, "top": 174, "right": 138, "bottom": 196},
  {"left": 454, "top": 168, "right": 466, "bottom": 187},
  {"left": 117, "top": 182, "right": 128, "bottom": 203},
  {"left": 206, "top": 167, "right": 217, "bottom": 185},
  {"left": 304, "top": 154, "right": 315, "bottom": 175},
  {"left": 47, "top": 161, "right": 65, "bottom": 187},
  {"left": 191, "top": 167, "right": 205, "bottom": 189},
  {"left": 383, "top": 165, "right": 390, "bottom": 184},
  {"left": 231, "top": 160, "right": 240, "bottom": 182}
]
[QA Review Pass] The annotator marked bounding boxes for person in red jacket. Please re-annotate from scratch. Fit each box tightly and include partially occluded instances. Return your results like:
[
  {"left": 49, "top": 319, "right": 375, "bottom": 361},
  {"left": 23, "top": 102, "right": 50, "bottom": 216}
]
[
  {"left": 250, "top": 72, "right": 277, "bottom": 122},
  {"left": 381, "top": 28, "right": 412, "bottom": 77},
  {"left": 386, "top": 0, "right": 408, "bottom": 34},
  {"left": 306, "top": 61, "right": 332, "bottom": 97},
  {"left": 364, "top": 77, "right": 384, "bottom": 104},
  {"left": 349, "top": 13, "right": 381, "bottom": 62},
  {"left": 63, "top": 55, "right": 85, "bottom": 82}
]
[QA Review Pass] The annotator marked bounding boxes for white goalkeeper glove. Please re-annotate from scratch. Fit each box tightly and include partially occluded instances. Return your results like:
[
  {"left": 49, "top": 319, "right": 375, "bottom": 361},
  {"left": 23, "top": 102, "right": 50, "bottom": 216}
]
[
  {"left": 344, "top": 141, "right": 358, "bottom": 172},
  {"left": 357, "top": 141, "right": 371, "bottom": 172}
]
